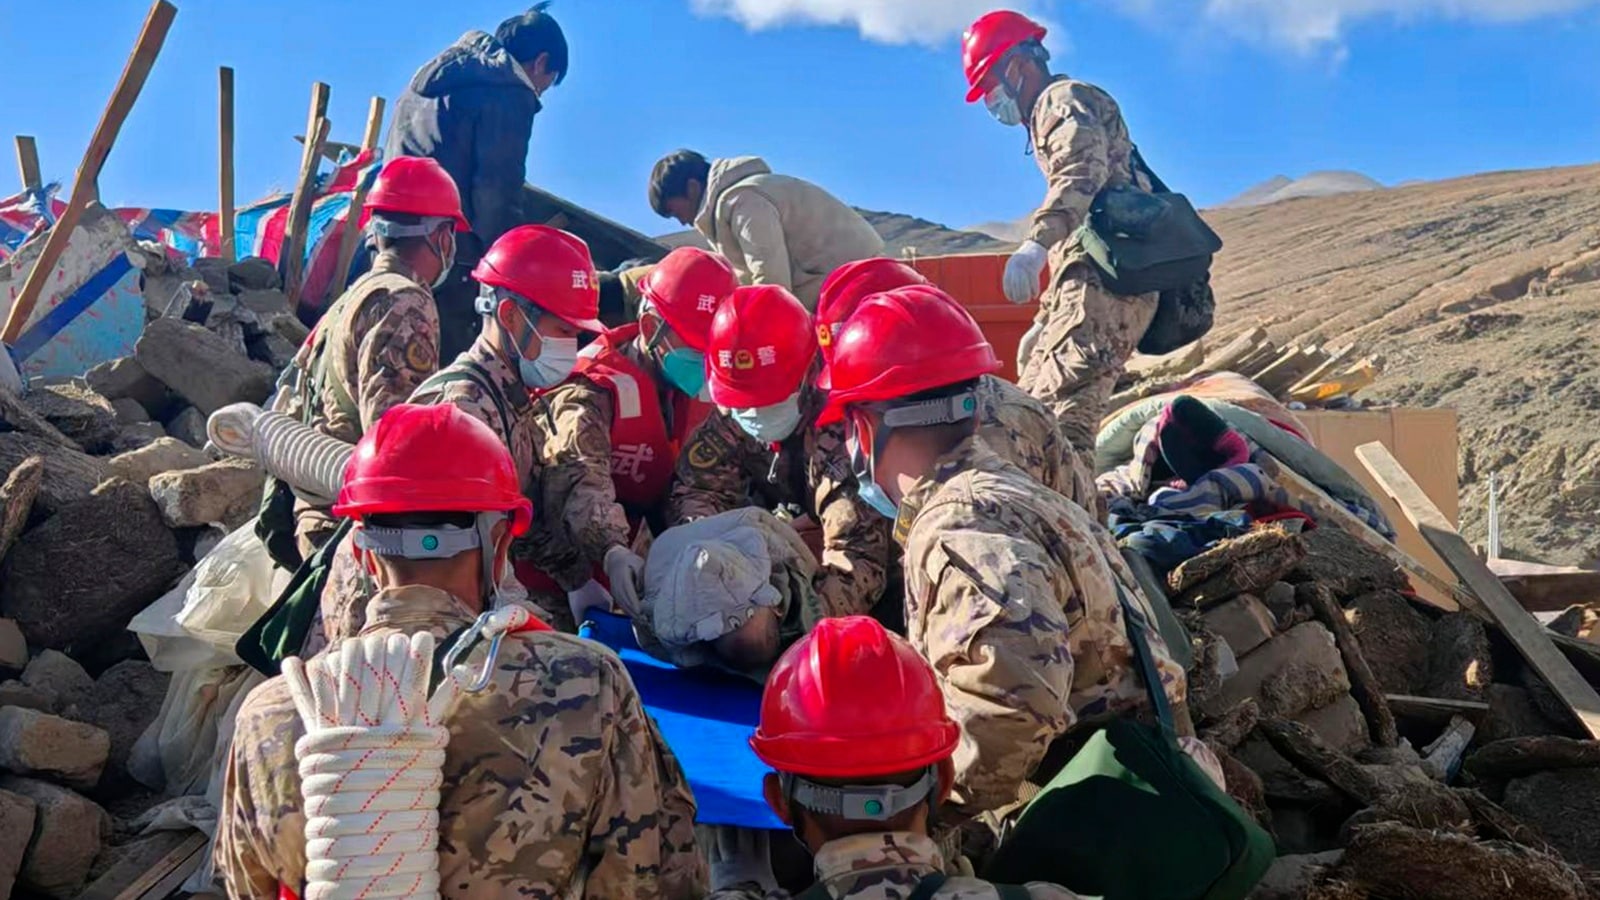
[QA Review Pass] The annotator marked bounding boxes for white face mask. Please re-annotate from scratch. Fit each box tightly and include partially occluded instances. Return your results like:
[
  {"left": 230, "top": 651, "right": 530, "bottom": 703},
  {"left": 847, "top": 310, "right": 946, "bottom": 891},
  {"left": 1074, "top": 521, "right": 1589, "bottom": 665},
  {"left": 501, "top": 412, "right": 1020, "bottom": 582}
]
[
  {"left": 512, "top": 308, "right": 579, "bottom": 389},
  {"left": 730, "top": 393, "right": 803, "bottom": 444},
  {"left": 431, "top": 231, "right": 456, "bottom": 289}
]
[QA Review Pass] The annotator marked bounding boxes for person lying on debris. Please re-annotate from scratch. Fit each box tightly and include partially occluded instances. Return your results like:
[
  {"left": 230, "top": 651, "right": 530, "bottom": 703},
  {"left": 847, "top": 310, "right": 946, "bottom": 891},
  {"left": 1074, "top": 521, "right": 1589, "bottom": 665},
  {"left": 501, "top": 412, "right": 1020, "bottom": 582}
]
[
  {"left": 264, "top": 157, "right": 467, "bottom": 567},
  {"left": 819, "top": 285, "right": 1213, "bottom": 860},
  {"left": 537, "top": 247, "right": 739, "bottom": 626},
  {"left": 387, "top": 3, "right": 570, "bottom": 359},
  {"left": 647, "top": 150, "right": 884, "bottom": 311},
  {"left": 321, "top": 224, "right": 607, "bottom": 644},
  {"left": 217, "top": 403, "right": 705, "bottom": 900},
  {"left": 709, "top": 616, "right": 1079, "bottom": 899},
  {"left": 669, "top": 283, "right": 893, "bottom": 629},
  {"left": 816, "top": 261, "right": 1091, "bottom": 509}
]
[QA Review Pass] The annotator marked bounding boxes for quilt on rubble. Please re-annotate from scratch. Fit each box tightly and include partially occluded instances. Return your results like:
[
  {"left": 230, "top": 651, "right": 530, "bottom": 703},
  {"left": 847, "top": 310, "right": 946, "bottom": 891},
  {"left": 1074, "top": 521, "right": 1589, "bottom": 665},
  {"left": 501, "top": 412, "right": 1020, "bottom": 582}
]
[{"left": 580, "top": 610, "right": 785, "bottom": 831}]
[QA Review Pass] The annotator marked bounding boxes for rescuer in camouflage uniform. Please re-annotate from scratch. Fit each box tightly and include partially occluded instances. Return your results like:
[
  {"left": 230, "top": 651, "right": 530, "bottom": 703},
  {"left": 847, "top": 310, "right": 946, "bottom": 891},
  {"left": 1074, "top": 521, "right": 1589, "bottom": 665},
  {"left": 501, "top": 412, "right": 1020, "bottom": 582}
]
[
  {"left": 710, "top": 617, "right": 1079, "bottom": 900},
  {"left": 819, "top": 286, "right": 1189, "bottom": 829},
  {"left": 815, "top": 259, "right": 1089, "bottom": 509},
  {"left": 538, "top": 248, "right": 739, "bottom": 621},
  {"left": 274, "top": 157, "right": 466, "bottom": 558},
  {"left": 962, "top": 11, "right": 1157, "bottom": 471},
  {"left": 319, "top": 225, "right": 608, "bottom": 643},
  {"left": 670, "top": 284, "right": 891, "bottom": 627},
  {"left": 218, "top": 403, "right": 704, "bottom": 900}
]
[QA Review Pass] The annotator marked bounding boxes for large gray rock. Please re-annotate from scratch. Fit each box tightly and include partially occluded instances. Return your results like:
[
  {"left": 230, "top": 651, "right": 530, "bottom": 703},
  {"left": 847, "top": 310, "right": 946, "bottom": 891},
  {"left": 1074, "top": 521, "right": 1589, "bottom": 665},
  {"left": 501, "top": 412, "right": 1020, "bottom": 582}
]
[
  {"left": 1199, "top": 593, "right": 1276, "bottom": 657},
  {"left": 228, "top": 255, "right": 280, "bottom": 292},
  {"left": 191, "top": 256, "right": 233, "bottom": 296},
  {"left": 0, "top": 775, "right": 107, "bottom": 898},
  {"left": 58, "top": 660, "right": 167, "bottom": 791},
  {"left": 111, "top": 421, "right": 168, "bottom": 452},
  {"left": 148, "top": 457, "right": 264, "bottom": 529},
  {"left": 0, "top": 479, "right": 185, "bottom": 653},
  {"left": 0, "top": 680, "right": 55, "bottom": 713},
  {"left": 21, "top": 383, "right": 119, "bottom": 451},
  {"left": 110, "top": 397, "right": 150, "bottom": 424},
  {"left": 0, "top": 456, "right": 43, "bottom": 564},
  {"left": 1502, "top": 768, "right": 1600, "bottom": 868},
  {"left": 0, "top": 788, "right": 37, "bottom": 899},
  {"left": 84, "top": 355, "right": 168, "bottom": 412},
  {"left": 105, "top": 437, "right": 211, "bottom": 486},
  {"left": 164, "top": 405, "right": 209, "bottom": 447},
  {"left": 0, "top": 707, "right": 110, "bottom": 789},
  {"left": 0, "top": 432, "right": 106, "bottom": 516},
  {"left": 1345, "top": 589, "right": 1432, "bottom": 695},
  {"left": 1204, "top": 622, "right": 1350, "bottom": 720},
  {"left": 0, "top": 618, "right": 25, "bottom": 672},
  {"left": 20, "top": 650, "right": 92, "bottom": 697},
  {"left": 134, "top": 318, "right": 274, "bottom": 415}
]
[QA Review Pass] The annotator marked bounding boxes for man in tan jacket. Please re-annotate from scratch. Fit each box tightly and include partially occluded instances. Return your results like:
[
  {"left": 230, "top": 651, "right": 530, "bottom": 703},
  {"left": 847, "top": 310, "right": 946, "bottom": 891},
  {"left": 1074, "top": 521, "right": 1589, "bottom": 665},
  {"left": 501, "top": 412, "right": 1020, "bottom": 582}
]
[{"left": 648, "top": 150, "right": 884, "bottom": 310}]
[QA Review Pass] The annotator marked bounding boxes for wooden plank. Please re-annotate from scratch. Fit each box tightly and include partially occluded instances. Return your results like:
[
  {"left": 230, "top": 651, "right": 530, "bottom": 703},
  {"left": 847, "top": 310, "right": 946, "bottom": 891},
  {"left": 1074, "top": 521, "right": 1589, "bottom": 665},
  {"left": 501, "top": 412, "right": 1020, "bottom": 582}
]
[
  {"left": 278, "top": 81, "right": 331, "bottom": 306},
  {"left": 330, "top": 95, "right": 386, "bottom": 298},
  {"left": 217, "top": 67, "right": 236, "bottom": 264},
  {"left": 1355, "top": 441, "right": 1600, "bottom": 740},
  {"left": 295, "top": 133, "right": 362, "bottom": 163},
  {"left": 1289, "top": 343, "right": 1354, "bottom": 395},
  {"left": 14, "top": 135, "right": 41, "bottom": 191},
  {"left": 1385, "top": 694, "right": 1490, "bottom": 725},
  {"left": 1238, "top": 343, "right": 1286, "bottom": 378},
  {"left": 1, "top": 1, "right": 177, "bottom": 345},
  {"left": 76, "top": 830, "right": 205, "bottom": 900},
  {"left": 1500, "top": 571, "right": 1600, "bottom": 613},
  {"left": 1291, "top": 360, "right": 1378, "bottom": 403},
  {"left": 1256, "top": 452, "right": 1466, "bottom": 612},
  {"left": 1256, "top": 345, "right": 1319, "bottom": 393},
  {"left": 1195, "top": 325, "right": 1266, "bottom": 375}
]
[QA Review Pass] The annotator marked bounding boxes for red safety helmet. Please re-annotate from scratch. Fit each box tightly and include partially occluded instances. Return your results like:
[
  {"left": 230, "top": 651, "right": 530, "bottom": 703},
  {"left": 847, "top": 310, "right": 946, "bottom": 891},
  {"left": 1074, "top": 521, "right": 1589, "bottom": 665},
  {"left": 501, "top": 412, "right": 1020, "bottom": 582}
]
[
  {"left": 638, "top": 247, "right": 739, "bottom": 353},
  {"left": 818, "top": 285, "right": 1000, "bottom": 425},
  {"left": 815, "top": 258, "right": 930, "bottom": 367},
  {"left": 962, "top": 10, "right": 1048, "bottom": 103},
  {"left": 363, "top": 157, "right": 470, "bottom": 231},
  {"left": 750, "top": 616, "right": 959, "bottom": 779},
  {"left": 333, "top": 403, "right": 533, "bottom": 535},
  {"left": 473, "top": 225, "right": 605, "bottom": 333},
  {"left": 707, "top": 285, "right": 818, "bottom": 409}
]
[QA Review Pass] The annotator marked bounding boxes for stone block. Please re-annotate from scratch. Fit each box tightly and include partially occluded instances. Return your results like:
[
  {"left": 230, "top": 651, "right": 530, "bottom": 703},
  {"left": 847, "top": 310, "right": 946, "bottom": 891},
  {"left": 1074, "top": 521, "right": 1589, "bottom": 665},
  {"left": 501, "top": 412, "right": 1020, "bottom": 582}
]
[
  {"left": 0, "top": 433, "right": 106, "bottom": 516},
  {"left": 0, "top": 707, "right": 110, "bottom": 789},
  {"left": 0, "top": 618, "right": 25, "bottom": 672},
  {"left": 0, "top": 680, "right": 54, "bottom": 713},
  {"left": 134, "top": 318, "right": 274, "bottom": 415},
  {"left": 83, "top": 355, "right": 168, "bottom": 412},
  {"left": 165, "top": 405, "right": 209, "bottom": 447},
  {"left": 1205, "top": 622, "right": 1350, "bottom": 720},
  {"left": 20, "top": 650, "right": 92, "bottom": 697},
  {"left": 148, "top": 457, "right": 264, "bottom": 529},
  {"left": 22, "top": 383, "right": 119, "bottom": 451},
  {"left": 106, "top": 436, "right": 211, "bottom": 486},
  {"left": 1200, "top": 593, "right": 1277, "bottom": 657},
  {"left": 0, "top": 775, "right": 107, "bottom": 898},
  {"left": 110, "top": 397, "right": 151, "bottom": 424},
  {"left": 0, "top": 788, "right": 37, "bottom": 899}
]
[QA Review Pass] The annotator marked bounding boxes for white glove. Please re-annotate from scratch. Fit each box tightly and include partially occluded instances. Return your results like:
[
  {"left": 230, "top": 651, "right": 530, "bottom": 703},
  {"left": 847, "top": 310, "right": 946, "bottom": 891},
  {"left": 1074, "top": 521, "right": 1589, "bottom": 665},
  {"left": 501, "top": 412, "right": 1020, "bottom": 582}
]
[
  {"left": 1016, "top": 321, "right": 1045, "bottom": 372},
  {"left": 1003, "top": 240, "right": 1048, "bottom": 304},
  {"left": 566, "top": 579, "right": 614, "bottom": 625},
  {"left": 603, "top": 546, "right": 647, "bottom": 619},
  {"left": 707, "top": 826, "right": 778, "bottom": 892}
]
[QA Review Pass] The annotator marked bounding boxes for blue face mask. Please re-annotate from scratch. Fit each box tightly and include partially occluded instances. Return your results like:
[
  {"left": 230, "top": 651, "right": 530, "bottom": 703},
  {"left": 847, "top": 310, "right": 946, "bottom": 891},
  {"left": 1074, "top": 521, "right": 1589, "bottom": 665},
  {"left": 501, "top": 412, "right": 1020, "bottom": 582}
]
[
  {"left": 661, "top": 347, "right": 707, "bottom": 398},
  {"left": 730, "top": 393, "right": 804, "bottom": 444},
  {"left": 985, "top": 83, "right": 1023, "bottom": 127},
  {"left": 847, "top": 430, "right": 898, "bottom": 520}
]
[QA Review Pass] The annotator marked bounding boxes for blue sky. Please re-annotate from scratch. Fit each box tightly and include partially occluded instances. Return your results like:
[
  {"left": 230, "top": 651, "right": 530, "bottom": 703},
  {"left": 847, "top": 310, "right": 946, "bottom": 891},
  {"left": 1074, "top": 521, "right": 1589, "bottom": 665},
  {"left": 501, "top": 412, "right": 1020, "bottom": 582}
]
[{"left": 2, "top": 0, "right": 1597, "bottom": 237}]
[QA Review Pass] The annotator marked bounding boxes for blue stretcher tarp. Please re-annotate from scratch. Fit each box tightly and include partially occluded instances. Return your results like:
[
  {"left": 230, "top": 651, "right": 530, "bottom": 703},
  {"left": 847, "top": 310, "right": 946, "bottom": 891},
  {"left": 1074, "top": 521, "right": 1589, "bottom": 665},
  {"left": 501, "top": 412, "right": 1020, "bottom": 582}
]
[{"left": 579, "top": 611, "right": 783, "bottom": 830}]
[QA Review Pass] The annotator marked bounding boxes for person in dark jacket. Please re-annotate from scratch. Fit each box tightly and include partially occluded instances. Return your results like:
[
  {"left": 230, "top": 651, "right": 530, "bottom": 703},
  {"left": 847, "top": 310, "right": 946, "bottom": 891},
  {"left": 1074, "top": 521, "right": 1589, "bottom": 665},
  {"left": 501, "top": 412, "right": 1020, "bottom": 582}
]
[{"left": 386, "top": 3, "right": 570, "bottom": 358}]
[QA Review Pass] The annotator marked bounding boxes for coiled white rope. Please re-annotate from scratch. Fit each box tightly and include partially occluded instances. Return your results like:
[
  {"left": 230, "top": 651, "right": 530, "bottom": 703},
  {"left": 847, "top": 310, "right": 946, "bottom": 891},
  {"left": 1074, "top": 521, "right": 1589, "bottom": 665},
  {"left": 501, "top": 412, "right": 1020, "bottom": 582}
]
[{"left": 282, "top": 606, "right": 541, "bottom": 899}]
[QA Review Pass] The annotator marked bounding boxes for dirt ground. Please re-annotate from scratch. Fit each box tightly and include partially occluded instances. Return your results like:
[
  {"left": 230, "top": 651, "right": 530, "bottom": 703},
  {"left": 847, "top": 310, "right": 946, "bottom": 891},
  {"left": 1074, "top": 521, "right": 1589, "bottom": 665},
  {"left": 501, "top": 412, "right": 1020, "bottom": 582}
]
[{"left": 1204, "top": 163, "right": 1600, "bottom": 566}]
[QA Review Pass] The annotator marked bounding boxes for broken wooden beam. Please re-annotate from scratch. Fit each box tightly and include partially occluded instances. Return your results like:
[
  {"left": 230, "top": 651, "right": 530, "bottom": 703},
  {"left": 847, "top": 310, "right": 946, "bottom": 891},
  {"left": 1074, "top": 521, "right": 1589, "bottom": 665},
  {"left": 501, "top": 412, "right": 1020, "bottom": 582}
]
[
  {"left": 218, "top": 66, "right": 236, "bottom": 264},
  {"left": 330, "top": 95, "right": 386, "bottom": 298},
  {"left": 1256, "top": 452, "right": 1466, "bottom": 612},
  {"left": 1288, "top": 343, "right": 1354, "bottom": 395},
  {"left": 279, "top": 81, "right": 331, "bottom": 307},
  {"left": 1, "top": 0, "right": 177, "bottom": 344},
  {"left": 14, "top": 135, "right": 40, "bottom": 192},
  {"left": 1499, "top": 570, "right": 1600, "bottom": 613},
  {"left": 1195, "top": 325, "right": 1266, "bottom": 375},
  {"left": 1356, "top": 441, "right": 1600, "bottom": 740},
  {"left": 75, "top": 830, "right": 206, "bottom": 900},
  {"left": 1385, "top": 694, "right": 1490, "bottom": 726}
]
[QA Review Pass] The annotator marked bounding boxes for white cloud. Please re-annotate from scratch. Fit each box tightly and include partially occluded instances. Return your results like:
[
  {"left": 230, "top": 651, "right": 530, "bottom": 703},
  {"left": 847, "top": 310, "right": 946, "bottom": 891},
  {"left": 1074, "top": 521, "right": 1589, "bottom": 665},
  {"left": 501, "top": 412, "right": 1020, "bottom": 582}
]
[{"left": 687, "top": 0, "right": 1054, "bottom": 45}]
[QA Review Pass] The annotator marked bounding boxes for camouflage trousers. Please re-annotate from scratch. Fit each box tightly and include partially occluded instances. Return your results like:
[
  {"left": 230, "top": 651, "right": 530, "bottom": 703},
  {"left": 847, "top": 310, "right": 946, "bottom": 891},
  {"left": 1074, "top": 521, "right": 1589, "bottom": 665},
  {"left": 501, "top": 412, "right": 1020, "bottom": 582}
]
[{"left": 1018, "top": 260, "right": 1158, "bottom": 477}]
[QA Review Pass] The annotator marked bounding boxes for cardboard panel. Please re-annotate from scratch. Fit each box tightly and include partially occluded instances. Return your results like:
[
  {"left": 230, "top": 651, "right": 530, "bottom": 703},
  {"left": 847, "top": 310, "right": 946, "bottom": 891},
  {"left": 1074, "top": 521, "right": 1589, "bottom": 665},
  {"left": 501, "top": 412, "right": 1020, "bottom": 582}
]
[{"left": 1298, "top": 408, "right": 1462, "bottom": 607}]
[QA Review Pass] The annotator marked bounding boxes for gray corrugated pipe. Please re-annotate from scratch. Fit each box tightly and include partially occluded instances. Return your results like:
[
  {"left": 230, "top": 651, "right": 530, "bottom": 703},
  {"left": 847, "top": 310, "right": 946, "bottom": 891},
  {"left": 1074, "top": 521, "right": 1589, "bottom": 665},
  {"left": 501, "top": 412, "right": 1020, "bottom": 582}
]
[{"left": 208, "top": 402, "right": 353, "bottom": 503}]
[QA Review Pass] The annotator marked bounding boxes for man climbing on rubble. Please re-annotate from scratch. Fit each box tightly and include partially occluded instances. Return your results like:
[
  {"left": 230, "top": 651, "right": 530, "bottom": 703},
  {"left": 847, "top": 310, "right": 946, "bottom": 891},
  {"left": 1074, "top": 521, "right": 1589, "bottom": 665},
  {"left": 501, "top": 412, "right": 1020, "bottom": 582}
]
[
  {"left": 321, "top": 223, "right": 607, "bottom": 642},
  {"left": 710, "top": 615, "right": 1078, "bottom": 899},
  {"left": 820, "top": 285, "right": 1205, "bottom": 856},
  {"left": 647, "top": 150, "right": 884, "bottom": 310},
  {"left": 816, "top": 260, "right": 1091, "bottom": 508},
  {"left": 669, "top": 282, "right": 892, "bottom": 630},
  {"left": 962, "top": 10, "right": 1156, "bottom": 470},
  {"left": 217, "top": 403, "right": 706, "bottom": 899},
  {"left": 387, "top": 3, "right": 570, "bottom": 359},
  {"left": 538, "top": 246, "right": 738, "bottom": 623},
  {"left": 272, "top": 156, "right": 466, "bottom": 561}
]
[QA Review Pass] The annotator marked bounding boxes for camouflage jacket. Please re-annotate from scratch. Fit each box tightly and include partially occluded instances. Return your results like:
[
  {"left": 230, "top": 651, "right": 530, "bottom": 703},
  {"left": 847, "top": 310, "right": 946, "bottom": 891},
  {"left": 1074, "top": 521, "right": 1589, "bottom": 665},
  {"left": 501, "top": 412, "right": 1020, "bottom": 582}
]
[
  {"left": 895, "top": 436, "right": 1187, "bottom": 818},
  {"left": 1026, "top": 78, "right": 1140, "bottom": 255},
  {"left": 668, "top": 387, "right": 891, "bottom": 626},
  {"left": 707, "top": 832, "right": 1078, "bottom": 899},
  {"left": 537, "top": 339, "right": 671, "bottom": 572},
  {"left": 320, "top": 333, "right": 578, "bottom": 645},
  {"left": 218, "top": 585, "right": 706, "bottom": 900},
  {"left": 277, "top": 251, "right": 439, "bottom": 540},
  {"left": 974, "top": 376, "right": 1085, "bottom": 507}
]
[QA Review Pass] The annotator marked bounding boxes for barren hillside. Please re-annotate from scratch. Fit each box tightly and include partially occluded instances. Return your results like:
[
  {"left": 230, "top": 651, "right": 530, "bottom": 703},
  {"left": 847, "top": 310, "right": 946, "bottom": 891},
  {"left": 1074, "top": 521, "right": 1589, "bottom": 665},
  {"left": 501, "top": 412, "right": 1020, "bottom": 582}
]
[{"left": 1205, "top": 163, "right": 1600, "bottom": 566}]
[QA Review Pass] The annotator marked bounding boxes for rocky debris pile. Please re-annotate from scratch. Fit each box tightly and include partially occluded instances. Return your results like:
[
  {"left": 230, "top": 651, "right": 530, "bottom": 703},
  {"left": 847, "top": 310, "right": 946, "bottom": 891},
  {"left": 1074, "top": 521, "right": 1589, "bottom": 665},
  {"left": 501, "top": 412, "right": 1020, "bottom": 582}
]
[
  {"left": 0, "top": 253, "right": 301, "bottom": 897},
  {"left": 1166, "top": 522, "right": 1600, "bottom": 898}
]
